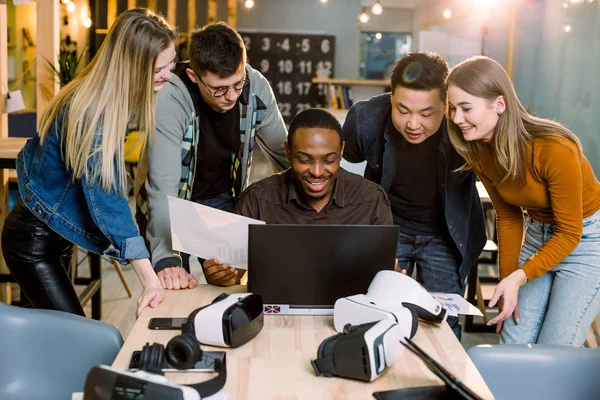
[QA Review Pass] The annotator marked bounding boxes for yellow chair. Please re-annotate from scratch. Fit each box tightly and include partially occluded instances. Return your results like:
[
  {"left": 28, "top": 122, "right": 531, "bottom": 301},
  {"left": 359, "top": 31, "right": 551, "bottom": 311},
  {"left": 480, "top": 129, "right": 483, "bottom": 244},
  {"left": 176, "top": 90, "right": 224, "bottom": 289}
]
[{"left": 124, "top": 130, "right": 144, "bottom": 181}]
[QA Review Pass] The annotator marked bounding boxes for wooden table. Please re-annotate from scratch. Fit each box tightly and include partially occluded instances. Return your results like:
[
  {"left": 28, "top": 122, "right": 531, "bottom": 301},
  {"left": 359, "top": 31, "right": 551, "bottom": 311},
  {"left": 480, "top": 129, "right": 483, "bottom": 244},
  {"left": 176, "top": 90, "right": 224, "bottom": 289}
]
[
  {"left": 0, "top": 137, "right": 102, "bottom": 319},
  {"left": 112, "top": 285, "right": 494, "bottom": 399}
]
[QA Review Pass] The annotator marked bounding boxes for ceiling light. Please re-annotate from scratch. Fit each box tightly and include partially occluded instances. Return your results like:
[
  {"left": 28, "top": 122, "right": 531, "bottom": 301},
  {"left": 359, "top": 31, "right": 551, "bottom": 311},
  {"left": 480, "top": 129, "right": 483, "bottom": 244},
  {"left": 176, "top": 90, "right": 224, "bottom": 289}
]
[
  {"left": 66, "top": 1, "right": 76, "bottom": 13},
  {"left": 443, "top": 8, "right": 452, "bottom": 19},
  {"left": 244, "top": 0, "right": 255, "bottom": 9},
  {"left": 372, "top": 1, "right": 383, "bottom": 15},
  {"left": 564, "top": 24, "right": 572, "bottom": 32}
]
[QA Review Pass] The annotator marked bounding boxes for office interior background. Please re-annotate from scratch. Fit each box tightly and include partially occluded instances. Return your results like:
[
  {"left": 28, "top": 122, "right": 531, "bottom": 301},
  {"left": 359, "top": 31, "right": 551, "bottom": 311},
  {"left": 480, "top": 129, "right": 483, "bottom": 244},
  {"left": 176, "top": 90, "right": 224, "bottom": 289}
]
[{"left": 1, "top": 0, "right": 599, "bottom": 346}]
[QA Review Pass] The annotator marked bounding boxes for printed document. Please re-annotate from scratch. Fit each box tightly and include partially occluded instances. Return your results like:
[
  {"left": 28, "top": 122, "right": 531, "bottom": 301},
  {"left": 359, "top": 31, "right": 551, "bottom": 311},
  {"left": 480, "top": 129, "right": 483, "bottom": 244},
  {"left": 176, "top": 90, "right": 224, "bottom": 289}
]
[
  {"left": 167, "top": 196, "right": 265, "bottom": 269},
  {"left": 430, "top": 293, "right": 484, "bottom": 317}
]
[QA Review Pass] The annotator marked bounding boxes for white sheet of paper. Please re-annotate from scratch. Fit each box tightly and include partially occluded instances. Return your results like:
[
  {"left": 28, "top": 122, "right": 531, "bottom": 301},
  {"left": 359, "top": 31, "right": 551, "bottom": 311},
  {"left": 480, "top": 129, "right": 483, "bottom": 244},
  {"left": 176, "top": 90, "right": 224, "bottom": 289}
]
[
  {"left": 168, "top": 196, "right": 264, "bottom": 269},
  {"left": 6, "top": 90, "right": 26, "bottom": 114},
  {"left": 430, "top": 293, "right": 484, "bottom": 317}
]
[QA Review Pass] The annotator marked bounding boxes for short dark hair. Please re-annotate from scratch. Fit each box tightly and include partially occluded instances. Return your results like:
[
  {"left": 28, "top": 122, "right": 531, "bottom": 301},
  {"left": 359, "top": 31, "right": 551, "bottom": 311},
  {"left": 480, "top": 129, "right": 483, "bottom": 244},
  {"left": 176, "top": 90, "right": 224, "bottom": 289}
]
[
  {"left": 188, "top": 22, "right": 246, "bottom": 78},
  {"left": 390, "top": 52, "right": 449, "bottom": 101},
  {"left": 288, "top": 109, "right": 342, "bottom": 149}
]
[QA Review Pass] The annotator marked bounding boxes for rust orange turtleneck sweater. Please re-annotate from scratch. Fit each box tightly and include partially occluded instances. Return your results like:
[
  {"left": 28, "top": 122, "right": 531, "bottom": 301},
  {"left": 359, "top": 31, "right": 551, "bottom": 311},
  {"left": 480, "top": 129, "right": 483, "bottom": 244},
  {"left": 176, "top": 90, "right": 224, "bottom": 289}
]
[{"left": 477, "top": 136, "right": 600, "bottom": 280}]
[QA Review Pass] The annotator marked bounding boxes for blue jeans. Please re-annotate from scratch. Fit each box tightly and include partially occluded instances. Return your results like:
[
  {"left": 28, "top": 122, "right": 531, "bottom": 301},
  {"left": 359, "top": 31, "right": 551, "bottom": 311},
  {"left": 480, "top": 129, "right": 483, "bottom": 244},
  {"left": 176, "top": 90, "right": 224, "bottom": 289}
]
[
  {"left": 181, "top": 192, "right": 236, "bottom": 271},
  {"left": 395, "top": 230, "right": 464, "bottom": 339},
  {"left": 501, "top": 210, "right": 600, "bottom": 346}
]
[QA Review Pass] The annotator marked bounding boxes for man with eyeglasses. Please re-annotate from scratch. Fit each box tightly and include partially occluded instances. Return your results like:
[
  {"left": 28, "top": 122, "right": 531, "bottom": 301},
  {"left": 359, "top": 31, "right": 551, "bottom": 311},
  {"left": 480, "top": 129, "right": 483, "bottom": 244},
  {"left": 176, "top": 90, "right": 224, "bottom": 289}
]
[{"left": 135, "top": 22, "right": 288, "bottom": 290}]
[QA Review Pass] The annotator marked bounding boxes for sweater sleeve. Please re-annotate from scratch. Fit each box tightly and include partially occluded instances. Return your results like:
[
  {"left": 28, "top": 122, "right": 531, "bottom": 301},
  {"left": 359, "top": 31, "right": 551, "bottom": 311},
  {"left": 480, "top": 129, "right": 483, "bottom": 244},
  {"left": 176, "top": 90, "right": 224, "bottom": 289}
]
[
  {"left": 519, "top": 140, "right": 583, "bottom": 280},
  {"left": 143, "top": 79, "right": 193, "bottom": 272},
  {"left": 477, "top": 173, "right": 525, "bottom": 279}
]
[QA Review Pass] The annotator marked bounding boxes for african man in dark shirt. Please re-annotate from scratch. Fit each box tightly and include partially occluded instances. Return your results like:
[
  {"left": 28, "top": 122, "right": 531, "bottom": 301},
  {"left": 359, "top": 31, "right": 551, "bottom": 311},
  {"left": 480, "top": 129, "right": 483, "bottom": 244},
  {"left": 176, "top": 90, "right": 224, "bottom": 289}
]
[{"left": 203, "top": 108, "right": 393, "bottom": 286}]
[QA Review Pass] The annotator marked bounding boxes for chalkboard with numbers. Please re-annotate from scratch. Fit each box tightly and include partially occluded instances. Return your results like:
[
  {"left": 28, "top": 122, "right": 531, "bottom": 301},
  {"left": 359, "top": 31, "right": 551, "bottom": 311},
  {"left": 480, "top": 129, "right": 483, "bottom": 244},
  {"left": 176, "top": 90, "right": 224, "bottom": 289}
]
[{"left": 238, "top": 31, "right": 336, "bottom": 124}]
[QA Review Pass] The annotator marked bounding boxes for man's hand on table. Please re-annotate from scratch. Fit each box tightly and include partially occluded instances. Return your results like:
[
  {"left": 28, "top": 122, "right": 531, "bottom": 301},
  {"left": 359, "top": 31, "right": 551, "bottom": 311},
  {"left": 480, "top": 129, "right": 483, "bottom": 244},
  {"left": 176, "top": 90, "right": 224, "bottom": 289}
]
[
  {"left": 203, "top": 258, "right": 240, "bottom": 287},
  {"left": 157, "top": 267, "right": 198, "bottom": 290}
]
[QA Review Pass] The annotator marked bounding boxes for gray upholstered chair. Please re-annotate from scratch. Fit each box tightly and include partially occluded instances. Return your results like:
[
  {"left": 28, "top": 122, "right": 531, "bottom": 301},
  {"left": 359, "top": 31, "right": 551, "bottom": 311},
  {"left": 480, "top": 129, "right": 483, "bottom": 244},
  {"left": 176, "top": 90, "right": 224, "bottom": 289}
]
[
  {"left": 468, "top": 344, "right": 600, "bottom": 400},
  {"left": 0, "top": 302, "right": 123, "bottom": 400}
]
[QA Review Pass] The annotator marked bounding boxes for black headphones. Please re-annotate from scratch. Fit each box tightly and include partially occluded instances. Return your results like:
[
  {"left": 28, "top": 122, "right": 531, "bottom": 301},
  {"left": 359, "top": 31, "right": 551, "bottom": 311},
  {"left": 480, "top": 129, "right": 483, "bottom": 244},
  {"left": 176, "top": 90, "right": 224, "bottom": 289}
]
[
  {"left": 139, "top": 332, "right": 203, "bottom": 373},
  {"left": 138, "top": 325, "right": 226, "bottom": 398}
]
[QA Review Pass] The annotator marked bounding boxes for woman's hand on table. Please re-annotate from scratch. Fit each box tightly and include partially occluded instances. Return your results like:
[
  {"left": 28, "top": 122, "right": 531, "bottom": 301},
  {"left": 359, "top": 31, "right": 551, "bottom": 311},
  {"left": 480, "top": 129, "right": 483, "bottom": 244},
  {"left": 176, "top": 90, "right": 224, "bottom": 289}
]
[{"left": 136, "top": 284, "right": 164, "bottom": 318}]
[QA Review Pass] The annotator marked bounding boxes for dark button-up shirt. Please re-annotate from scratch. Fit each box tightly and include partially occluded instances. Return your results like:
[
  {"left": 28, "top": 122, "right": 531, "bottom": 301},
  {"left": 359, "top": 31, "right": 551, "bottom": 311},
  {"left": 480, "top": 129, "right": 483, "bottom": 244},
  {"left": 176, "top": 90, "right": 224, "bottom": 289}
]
[{"left": 234, "top": 168, "right": 393, "bottom": 225}]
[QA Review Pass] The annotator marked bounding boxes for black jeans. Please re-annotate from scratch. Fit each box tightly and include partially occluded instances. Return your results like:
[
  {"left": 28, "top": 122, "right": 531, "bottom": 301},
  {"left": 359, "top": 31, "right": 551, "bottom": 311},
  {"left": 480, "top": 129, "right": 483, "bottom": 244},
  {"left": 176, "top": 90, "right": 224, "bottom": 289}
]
[{"left": 1, "top": 197, "right": 84, "bottom": 316}]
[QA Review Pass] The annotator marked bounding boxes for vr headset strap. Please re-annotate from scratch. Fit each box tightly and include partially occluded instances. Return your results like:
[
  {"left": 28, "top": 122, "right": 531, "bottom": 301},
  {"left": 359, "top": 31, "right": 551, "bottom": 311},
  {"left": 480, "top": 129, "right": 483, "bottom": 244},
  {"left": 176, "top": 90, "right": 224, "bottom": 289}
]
[
  {"left": 188, "top": 357, "right": 228, "bottom": 398},
  {"left": 311, "top": 356, "right": 335, "bottom": 376}
]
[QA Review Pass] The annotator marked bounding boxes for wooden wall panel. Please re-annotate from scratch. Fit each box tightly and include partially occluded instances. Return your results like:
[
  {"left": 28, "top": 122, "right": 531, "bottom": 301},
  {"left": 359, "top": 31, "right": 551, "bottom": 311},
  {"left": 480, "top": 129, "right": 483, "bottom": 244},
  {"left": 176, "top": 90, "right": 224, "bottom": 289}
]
[{"left": 36, "top": 0, "right": 60, "bottom": 119}]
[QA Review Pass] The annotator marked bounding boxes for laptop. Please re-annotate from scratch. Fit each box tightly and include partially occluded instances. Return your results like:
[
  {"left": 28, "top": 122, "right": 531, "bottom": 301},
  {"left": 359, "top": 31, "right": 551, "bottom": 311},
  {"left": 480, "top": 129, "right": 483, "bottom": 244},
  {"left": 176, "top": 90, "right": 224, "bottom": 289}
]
[{"left": 247, "top": 224, "right": 399, "bottom": 315}]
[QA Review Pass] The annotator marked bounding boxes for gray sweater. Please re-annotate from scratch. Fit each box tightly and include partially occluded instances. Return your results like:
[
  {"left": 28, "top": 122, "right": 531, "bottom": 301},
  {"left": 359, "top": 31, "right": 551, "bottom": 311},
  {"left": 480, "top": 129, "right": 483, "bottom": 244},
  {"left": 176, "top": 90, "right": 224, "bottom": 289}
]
[{"left": 135, "top": 64, "right": 289, "bottom": 272}]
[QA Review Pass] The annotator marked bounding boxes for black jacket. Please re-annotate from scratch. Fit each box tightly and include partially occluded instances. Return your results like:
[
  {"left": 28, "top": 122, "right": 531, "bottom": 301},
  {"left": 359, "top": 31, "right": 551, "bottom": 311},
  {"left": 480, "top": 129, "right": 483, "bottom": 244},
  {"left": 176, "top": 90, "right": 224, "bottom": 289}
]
[{"left": 342, "top": 94, "right": 486, "bottom": 278}]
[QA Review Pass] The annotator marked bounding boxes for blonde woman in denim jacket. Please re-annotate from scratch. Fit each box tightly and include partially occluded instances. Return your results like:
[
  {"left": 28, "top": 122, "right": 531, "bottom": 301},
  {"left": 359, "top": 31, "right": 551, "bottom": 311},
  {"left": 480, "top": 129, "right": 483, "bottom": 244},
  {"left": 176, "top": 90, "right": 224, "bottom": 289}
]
[{"left": 1, "top": 9, "right": 177, "bottom": 317}]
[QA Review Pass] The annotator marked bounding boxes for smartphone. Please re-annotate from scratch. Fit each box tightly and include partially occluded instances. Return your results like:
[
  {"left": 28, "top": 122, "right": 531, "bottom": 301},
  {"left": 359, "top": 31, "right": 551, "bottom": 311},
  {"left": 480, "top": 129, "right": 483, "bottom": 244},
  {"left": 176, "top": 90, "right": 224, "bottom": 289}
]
[
  {"left": 148, "top": 317, "right": 188, "bottom": 330},
  {"left": 128, "top": 350, "right": 226, "bottom": 372}
]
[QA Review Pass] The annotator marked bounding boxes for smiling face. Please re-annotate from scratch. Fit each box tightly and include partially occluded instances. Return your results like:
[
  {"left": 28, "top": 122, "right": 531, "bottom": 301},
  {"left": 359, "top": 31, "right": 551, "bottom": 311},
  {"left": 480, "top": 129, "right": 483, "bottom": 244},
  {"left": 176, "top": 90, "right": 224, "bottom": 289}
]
[
  {"left": 390, "top": 86, "right": 445, "bottom": 144},
  {"left": 447, "top": 85, "right": 505, "bottom": 141},
  {"left": 284, "top": 127, "right": 344, "bottom": 212},
  {"left": 153, "top": 44, "right": 176, "bottom": 91},
  {"left": 186, "top": 63, "right": 246, "bottom": 113}
]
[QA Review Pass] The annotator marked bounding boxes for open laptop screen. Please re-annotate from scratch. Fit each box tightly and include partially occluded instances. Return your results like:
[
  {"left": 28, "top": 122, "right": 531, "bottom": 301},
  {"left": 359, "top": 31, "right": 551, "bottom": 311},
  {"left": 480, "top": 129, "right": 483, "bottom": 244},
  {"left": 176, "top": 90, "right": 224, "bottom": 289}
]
[{"left": 248, "top": 225, "right": 399, "bottom": 313}]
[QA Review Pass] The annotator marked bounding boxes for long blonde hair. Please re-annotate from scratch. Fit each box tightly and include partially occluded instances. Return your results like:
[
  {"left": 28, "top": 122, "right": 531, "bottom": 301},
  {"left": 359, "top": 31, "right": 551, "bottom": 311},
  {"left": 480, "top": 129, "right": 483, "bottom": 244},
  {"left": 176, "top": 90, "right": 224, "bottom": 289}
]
[
  {"left": 38, "top": 8, "right": 176, "bottom": 194},
  {"left": 446, "top": 56, "right": 581, "bottom": 185}
]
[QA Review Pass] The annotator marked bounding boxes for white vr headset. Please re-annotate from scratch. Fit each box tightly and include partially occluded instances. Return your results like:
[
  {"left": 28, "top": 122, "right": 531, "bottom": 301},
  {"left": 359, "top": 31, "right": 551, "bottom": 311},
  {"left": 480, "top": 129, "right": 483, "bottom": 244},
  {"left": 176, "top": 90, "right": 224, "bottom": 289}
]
[
  {"left": 187, "top": 292, "right": 264, "bottom": 347},
  {"left": 80, "top": 364, "right": 225, "bottom": 400},
  {"left": 333, "top": 270, "right": 447, "bottom": 334},
  {"left": 313, "top": 271, "right": 448, "bottom": 383}
]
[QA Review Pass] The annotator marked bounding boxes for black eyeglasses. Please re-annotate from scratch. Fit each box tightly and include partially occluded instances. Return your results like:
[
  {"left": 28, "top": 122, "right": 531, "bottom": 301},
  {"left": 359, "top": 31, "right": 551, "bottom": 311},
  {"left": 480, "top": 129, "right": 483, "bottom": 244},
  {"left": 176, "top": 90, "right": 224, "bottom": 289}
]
[{"left": 198, "top": 75, "right": 249, "bottom": 98}]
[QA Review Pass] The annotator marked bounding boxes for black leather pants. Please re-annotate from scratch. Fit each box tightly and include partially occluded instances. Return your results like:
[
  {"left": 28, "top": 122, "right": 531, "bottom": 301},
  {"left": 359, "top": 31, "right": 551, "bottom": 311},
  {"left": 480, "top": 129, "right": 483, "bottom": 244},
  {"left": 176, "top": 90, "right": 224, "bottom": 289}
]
[{"left": 1, "top": 197, "right": 85, "bottom": 316}]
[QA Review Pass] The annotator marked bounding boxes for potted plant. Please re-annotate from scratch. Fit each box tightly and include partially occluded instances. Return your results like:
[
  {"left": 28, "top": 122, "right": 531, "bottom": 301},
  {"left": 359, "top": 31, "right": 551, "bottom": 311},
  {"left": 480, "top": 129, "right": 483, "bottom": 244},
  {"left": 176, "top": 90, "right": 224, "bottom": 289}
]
[{"left": 46, "top": 36, "right": 87, "bottom": 87}]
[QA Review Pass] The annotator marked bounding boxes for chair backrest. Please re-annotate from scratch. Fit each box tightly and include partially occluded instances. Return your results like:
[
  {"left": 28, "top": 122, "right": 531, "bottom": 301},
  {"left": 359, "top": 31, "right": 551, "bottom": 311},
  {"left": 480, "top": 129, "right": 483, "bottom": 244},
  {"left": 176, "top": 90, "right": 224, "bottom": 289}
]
[
  {"left": 0, "top": 302, "right": 124, "bottom": 400},
  {"left": 124, "top": 130, "right": 143, "bottom": 164},
  {"left": 468, "top": 344, "right": 600, "bottom": 400}
]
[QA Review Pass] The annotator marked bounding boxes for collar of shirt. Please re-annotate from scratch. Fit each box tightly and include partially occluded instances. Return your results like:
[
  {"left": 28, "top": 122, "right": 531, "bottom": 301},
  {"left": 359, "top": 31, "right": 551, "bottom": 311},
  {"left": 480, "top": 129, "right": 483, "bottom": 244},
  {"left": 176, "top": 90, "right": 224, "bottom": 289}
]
[{"left": 284, "top": 169, "right": 347, "bottom": 211}]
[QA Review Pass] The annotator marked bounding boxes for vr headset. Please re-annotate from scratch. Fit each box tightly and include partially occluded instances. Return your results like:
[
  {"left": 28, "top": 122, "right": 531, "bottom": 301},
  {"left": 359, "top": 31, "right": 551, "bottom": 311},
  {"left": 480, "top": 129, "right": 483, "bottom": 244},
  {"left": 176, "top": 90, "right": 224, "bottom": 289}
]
[
  {"left": 187, "top": 292, "right": 264, "bottom": 347},
  {"left": 81, "top": 365, "right": 223, "bottom": 400},
  {"left": 334, "top": 270, "right": 447, "bottom": 333},
  {"left": 80, "top": 333, "right": 226, "bottom": 399},
  {"left": 312, "top": 319, "right": 407, "bottom": 382}
]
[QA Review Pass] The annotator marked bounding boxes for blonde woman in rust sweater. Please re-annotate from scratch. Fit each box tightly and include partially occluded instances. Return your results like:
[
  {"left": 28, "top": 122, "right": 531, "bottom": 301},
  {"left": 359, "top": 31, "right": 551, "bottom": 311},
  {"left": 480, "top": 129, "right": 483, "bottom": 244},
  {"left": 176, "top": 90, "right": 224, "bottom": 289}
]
[{"left": 445, "top": 56, "right": 600, "bottom": 346}]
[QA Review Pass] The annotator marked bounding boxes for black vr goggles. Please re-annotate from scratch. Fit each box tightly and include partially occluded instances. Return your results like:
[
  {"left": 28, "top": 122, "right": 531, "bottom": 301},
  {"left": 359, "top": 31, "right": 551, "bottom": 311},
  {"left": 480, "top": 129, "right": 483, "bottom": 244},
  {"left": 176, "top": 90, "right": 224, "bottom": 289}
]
[{"left": 312, "top": 319, "right": 408, "bottom": 382}]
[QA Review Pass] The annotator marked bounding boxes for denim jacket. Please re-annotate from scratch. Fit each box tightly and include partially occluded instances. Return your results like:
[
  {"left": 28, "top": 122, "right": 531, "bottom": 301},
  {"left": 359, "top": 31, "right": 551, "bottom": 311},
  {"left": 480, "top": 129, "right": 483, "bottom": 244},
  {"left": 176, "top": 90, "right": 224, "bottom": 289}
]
[
  {"left": 15, "top": 117, "right": 149, "bottom": 264},
  {"left": 342, "top": 94, "right": 486, "bottom": 278}
]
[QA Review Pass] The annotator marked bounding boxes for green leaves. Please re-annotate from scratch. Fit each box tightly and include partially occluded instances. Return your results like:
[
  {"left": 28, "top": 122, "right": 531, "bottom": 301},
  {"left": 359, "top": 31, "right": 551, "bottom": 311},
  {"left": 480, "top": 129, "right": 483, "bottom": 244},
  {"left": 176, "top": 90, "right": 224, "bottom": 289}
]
[{"left": 45, "top": 47, "right": 87, "bottom": 87}]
